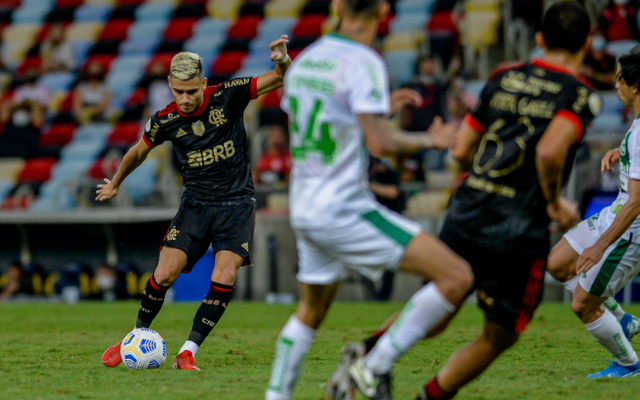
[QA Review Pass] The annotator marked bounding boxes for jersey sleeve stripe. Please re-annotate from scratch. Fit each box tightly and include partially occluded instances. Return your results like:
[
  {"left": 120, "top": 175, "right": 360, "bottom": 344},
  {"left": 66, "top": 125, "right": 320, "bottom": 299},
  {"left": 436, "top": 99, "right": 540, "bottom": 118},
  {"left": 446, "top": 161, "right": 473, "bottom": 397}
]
[
  {"left": 250, "top": 77, "right": 258, "bottom": 99},
  {"left": 556, "top": 109, "right": 584, "bottom": 143},
  {"left": 463, "top": 114, "right": 485, "bottom": 134},
  {"left": 142, "top": 135, "right": 154, "bottom": 147}
]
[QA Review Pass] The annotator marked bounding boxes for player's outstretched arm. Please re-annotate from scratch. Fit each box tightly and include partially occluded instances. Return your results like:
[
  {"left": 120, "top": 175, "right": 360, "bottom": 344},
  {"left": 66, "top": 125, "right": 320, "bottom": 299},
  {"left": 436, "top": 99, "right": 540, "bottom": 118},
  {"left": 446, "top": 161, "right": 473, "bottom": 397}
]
[
  {"left": 577, "top": 177, "right": 640, "bottom": 274},
  {"left": 95, "top": 138, "right": 152, "bottom": 201},
  {"left": 601, "top": 148, "right": 621, "bottom": 172},
  {"left": 535, "top": 116, "right": 581, "bottom": 231},
  {"left": 256, "top": 35, "right": 291, "bottom": 96},
  {"left": 390, "top": 88, "right": 422, "bottom": 115},
  {"left": 359, "top": 114, "right": 456, "bottom": 157}
]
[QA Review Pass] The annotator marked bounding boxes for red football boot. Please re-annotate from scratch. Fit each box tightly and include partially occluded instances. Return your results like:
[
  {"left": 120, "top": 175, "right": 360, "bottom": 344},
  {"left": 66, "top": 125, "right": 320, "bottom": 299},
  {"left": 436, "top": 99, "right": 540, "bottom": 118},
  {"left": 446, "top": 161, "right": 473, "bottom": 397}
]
[
  {"left": 101, "top": 341, "right": 122, "bottom": 367},
  {"left": 173, "top": 350, "right": 201, "bottom": 370}
]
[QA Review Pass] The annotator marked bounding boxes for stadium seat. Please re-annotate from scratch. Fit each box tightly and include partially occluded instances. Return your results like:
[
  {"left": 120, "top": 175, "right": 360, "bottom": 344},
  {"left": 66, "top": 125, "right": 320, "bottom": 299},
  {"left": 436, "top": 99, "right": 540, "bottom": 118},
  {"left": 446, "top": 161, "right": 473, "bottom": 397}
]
[
  {"left": 17, "top": 56, "right": 42, "bottom": 76},
  {"left": 241, "top": 53, "right": 273, "bottom": 71},
  {"left": 184, "top": 36, "right": 224, "bottom": 58},
  {"left": 395, "top": 0, "right": 438, "bottom": 15},
  {"left": 206, "top": 0, "right": 243, "bottom": 19},
  {"left": 109, "top": 54, "right": 150, "bottom": 76},
  {"left": 121, "top": 158, "right": 159, "bottom": 202},
  {"left": 257, "top": 17, "right": 296, "bottom": 39},
  {"left": 99, "top": 19, "right": 133, "bottom": 41},
  {"left": 19, "top": 158, "right": 57, "bottom": 183},
  {"left": 192, "top": 17, "right": 232, "bottom": 38},
  {"left": 146, "top": 52, "right": 175, "bottom": 72},
  {"left": 607, "top": 40, "right": 639, "bottom": 59},
  {"left": 74, "top": 4, "right": 114, "bottom": 22},
  {"left": 461, "top": 10, "right": 500, "bottom": 50},
  {"left": 428, "top": 10, "right": 456, "bottom": 33},
  {"left": 0, "top": 158, "right": 26, "bottom": 181},
  {"left": 69, "top": 40, "right": 93, "bottom": 64},
  {"left": 85, "top": 0, "right": 117, "bottom": 5},
  {"left": 463, "top": 79, "right": 486, "bottom": 99},
  {"left": 0, "top": 181, "right": 14, "bottom": 205},
  {"left": 83, "top": 54, "right": 117, "bottom": 72},
  {"left": 291, "top": 14, "right": 325, "bottom": 38},
  {"left": 39, "top": 124, "right": 77, "bottom": 147},
  {"left": 56, "top": 0, "right": 84, "bottom": 7},
  {"left": 135, "top": 2, "right": 175, "bottom": 22},
  {"left": 389, "top": 13, "right": 430, "bottom": 34},
  {"left": 38, "top": 71, "right": 76, "bottom": 93},
  {"left": 227, "top": 16, "right": 262, "bottom": 40},
  {"left": 65, "top": 22, "right": 104, "bottom": 42},
  {"left": 163, "top": 17, "right": 199, "bottom": 41},
  {"left": 601, "top": 91, "right": 623, "bottom": 115},
  {"left": 384, "top": 50, "right": 417, "bottom": 85},
  {"left": 49, "top": 159, "right": 92, "bottom": 183},
  {"left": 382, "top": 32, "right": 422, "bottom": 52},
  {"left": 591, "top": 113, "right": 625, "bottom": 131},
  {"left": 107, "top": 122, "right": 140, "bottom": 146},
  {"left": 264, "top": 0, "right": 306, "bottom": 18},
  {"left": 12, "top": 2, "right": 53, "bottom": 24},
  {"left": 211, "top": 51, "right": 246, "bottom": 75}
]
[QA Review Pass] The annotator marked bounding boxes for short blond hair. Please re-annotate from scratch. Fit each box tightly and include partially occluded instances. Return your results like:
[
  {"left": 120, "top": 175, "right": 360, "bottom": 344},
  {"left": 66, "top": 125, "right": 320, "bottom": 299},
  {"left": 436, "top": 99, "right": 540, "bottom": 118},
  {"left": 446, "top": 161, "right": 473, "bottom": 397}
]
[{"left": 170, "top": 52, "right": 203, "bottom": 81}]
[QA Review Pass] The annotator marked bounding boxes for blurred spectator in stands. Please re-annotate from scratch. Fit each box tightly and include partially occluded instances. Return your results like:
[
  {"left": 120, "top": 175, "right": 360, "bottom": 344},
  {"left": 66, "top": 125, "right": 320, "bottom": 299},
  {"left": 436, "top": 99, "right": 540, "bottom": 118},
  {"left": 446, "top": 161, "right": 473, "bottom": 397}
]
[
  {"left": 254, "top": 125, "right": 291, "bottom": 186},
  {"left": 581, "top": 33, "right": 617, "bottom": 90},
  {"left": 600, "top": 0, "right": 640, "bottom": 42},
  {"left": 401, "top": 56, "right": 448, "bottom": 132},
  {"left": 144, "top": 62, "right": 173, "bottom": 118},
  {"left": 94, "top": 264, "right": 117, "bottom": 301},
  {"left": 73, "top": 62, "right": 111, "bottom": 124},
  {"left": 367, "top": 156, "right": 406, "bottom": 301},
  {"left": 0, "top": 261, "right": 43, "bottom": 302},
  {"left": 0, "top": 69, "right": 47, "bottom": 158},
  {"left": 40, "top": 23, "right": 76, "bottom": 73}
]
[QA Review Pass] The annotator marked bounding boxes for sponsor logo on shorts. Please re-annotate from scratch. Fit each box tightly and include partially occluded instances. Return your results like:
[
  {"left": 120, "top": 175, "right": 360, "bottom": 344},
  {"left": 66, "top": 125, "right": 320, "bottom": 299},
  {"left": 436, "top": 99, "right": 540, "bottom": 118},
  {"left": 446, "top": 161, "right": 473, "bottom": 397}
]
[
  {"left": 167, "top": 226, "right": 179, "bottom": 241},
  {"left": 241, "top": 243, "right": 249, "bottom": 251},
  {"left": 478, "top": 290, "right": 495, "bottom": 307}
]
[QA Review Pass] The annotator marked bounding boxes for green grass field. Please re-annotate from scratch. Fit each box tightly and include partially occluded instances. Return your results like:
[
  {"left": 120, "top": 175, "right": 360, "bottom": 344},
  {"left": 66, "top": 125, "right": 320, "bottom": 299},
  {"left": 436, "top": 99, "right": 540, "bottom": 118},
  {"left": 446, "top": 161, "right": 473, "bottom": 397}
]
[{"left": 2, "top": 302, "right": 640, "bottom": 400}]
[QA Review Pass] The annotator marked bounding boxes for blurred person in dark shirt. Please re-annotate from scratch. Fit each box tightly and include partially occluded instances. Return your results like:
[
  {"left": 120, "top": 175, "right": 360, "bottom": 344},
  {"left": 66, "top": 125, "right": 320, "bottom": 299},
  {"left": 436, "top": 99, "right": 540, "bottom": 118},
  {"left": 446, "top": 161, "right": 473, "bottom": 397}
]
[
  {"left": 401, "top": 55, "right": 448, "bottom": 132},
  {"left": 581, "top": 33, "right": 617, "bottom": 90},
  {"left": 600, "top": 0, "right": 640, "bottom": 42}
]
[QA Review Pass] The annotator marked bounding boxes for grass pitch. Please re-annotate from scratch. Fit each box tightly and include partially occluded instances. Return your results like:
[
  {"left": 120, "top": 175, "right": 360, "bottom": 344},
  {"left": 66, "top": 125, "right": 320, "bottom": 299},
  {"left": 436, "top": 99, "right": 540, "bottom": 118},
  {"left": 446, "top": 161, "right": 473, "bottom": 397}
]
[{"left": 2, "top": 302, "right": 640, "bottom": 400}]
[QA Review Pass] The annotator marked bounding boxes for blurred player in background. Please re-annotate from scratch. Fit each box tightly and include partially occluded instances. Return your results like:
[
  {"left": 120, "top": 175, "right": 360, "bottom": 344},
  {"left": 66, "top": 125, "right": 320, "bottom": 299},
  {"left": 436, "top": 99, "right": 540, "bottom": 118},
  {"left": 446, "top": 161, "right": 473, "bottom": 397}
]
[
  {"left": 265, "top": 1, "right": 474, "bottom": 399},
  {"left": 547, "top": 50, "right": 640, "bottom": 378},
  {"left": 98, "top": 35, "right": 291, "bottom": 370}
]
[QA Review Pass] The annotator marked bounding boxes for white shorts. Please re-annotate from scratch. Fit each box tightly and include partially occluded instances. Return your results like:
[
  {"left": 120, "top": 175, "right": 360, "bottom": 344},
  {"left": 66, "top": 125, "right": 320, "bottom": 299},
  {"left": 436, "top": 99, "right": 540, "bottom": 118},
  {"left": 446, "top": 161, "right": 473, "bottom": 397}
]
[
  {"left": 564, "top": 206, "right": 640, "bottom": 297},
  {"left": 294, "top": 207, "right": 422, "bottom": 285}
]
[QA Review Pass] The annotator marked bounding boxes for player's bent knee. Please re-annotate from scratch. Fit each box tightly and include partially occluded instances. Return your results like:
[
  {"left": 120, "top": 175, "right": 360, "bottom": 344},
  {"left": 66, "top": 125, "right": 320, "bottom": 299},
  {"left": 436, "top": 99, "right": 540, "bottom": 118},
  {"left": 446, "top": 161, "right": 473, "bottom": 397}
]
[
  {"left": 153, "top": 267, "right": 181, "bottom": 286},
  {"left": 437, "top": 261, "right": 473, "bottom": 303}
]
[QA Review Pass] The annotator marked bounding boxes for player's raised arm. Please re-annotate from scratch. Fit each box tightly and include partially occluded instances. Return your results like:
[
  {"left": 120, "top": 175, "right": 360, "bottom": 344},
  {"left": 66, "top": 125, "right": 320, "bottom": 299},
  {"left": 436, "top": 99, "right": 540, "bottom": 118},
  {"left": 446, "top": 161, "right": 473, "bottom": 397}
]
[
  {"left": 255, "top": 35, "right": 291, "bottom": 96},
  {"left": 535, "top": 116, "right": 581, "bottom": 230},
  {"left": 359, "top": 114, "right": 456, "bottom": 157},
  {"left": 95, "top": 138, "right": 152, "bottom": 201}
]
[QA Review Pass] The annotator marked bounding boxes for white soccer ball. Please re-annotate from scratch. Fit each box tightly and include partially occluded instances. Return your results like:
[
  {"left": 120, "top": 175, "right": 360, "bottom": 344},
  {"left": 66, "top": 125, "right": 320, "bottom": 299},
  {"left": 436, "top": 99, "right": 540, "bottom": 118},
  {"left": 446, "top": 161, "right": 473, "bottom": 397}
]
[{"left": 120, "top": 328, "right": 167, "bottom": 370}]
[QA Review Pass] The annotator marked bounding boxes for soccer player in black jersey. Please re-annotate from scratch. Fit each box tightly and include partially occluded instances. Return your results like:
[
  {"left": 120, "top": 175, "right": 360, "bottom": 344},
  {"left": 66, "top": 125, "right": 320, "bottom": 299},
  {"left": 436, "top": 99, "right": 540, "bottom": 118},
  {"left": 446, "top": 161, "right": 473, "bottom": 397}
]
[
  {"left": 339, "top": 3, "right": 605, "bottom": 399},
  {"left": 98, "top": 35, "right": 291, "bottom": 370}
]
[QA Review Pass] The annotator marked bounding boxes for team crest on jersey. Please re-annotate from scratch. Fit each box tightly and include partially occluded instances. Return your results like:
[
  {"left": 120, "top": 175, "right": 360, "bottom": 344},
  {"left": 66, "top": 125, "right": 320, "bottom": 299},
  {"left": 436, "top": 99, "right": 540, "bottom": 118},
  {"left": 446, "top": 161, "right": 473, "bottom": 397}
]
[
  {"left": 191, "top": 121, "right": 206, "bottom": 136},
  {"left": 209, "top": 108, "right": 227, "bottom": 127}
]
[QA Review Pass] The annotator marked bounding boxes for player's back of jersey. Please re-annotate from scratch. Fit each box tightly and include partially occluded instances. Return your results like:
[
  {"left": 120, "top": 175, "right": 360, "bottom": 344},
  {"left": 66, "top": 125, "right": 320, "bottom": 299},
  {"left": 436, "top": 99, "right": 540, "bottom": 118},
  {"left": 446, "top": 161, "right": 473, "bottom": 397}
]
[
  {"left": 282, "top": 34, "right": 390, "bottom": 229},
  {"left": 444, "top": 59, "right": 600, "bottom": 256}
]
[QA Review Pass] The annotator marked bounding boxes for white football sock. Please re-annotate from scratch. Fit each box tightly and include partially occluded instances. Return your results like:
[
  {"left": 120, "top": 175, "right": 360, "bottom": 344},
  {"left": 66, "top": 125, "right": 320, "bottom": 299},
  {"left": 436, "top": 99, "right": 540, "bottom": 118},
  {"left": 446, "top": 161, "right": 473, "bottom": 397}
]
[
  {"left": 563, "top": 275, "right": 579, "bottom": 293},
  {"left": 604, "top": 297, "right": 626, "bottom": 321},
  {"left": 265, "top": 316, "right": 316, "bottom": 400},
  {"left": 179, "top": 340, "right": 199, "bottom": 357},
  {"left": 363, "top": 282, "right": 455, "bottom": 375},
  {"left": 585, "top": 310, "right": 638, "bottom": 366}
]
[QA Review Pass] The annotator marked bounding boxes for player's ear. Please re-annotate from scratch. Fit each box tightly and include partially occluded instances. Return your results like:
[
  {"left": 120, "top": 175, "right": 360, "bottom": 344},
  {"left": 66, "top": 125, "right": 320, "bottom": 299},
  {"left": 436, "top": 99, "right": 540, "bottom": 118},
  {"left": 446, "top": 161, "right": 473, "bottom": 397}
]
[
  {"left": 332, "top": 0, "right": 343, "bottom": 17},
  {"left": 379, "top": 1, "right": 390, "bottom": 20},
  {"left": 535, "top": 32, "right": 545, "bottom": 50},
  {"left": 582, "top": 36, "right": 593, "bottom": 54},
  {"left": 202, "top": 77, "right": 207, "bottom": 89}
]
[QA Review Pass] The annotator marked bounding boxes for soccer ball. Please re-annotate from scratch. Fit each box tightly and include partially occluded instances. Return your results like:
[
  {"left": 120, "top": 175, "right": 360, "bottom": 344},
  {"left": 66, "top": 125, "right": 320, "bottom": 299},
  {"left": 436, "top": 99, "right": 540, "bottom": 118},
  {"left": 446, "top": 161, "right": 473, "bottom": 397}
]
[{"left": 120, "top": 328, "right": 167, "bottom": 370}]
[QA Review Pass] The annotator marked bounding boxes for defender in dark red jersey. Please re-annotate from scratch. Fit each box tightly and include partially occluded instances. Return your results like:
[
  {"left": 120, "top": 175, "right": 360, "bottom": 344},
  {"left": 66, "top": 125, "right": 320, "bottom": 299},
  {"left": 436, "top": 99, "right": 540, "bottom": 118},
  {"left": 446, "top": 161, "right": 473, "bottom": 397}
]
[{"left": 98, "top": 36, "right": 291, "bottom": 370}]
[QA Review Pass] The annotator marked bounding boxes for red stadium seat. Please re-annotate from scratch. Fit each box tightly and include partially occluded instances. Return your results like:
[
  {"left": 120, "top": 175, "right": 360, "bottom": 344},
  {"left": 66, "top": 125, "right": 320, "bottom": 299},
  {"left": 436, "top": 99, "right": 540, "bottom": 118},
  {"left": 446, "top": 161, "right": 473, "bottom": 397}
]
[
  {"left": 126, "top": 87, "right": 147, "bottom": 107},
  {"left": 227, "top": 16, "right": 261, "bottom": 39},
  {"left": 428, "top": 11, "right": 456, "bottom": 33},
  {"left": 100, "top": 19, "right": 133, "bottom": 41},
  {"left": 89, "top": 157, "right": 120, "bottom": 180},
  {"left": 83, "top": 54, "right": 117, "bottom": 73},
  {"left": 19, "top": 158, "right": 57, "bottom": 183},
  {"left": 17, "top": 56, "right": 42, "bottom": 76},
  {"left": 163, "top": 18, "right": 198, "bottom": 41},
  {"left": 36, "top": 22, "right": 71, "bottom": 42},
  {"left": 56, "top": 0, "right": 83, "bottom": 7},
  {"left": 39, "top": 124, "right": 77, "bottom": 147},
  {"left": 146, "top": 53, "right": 174, "bottom": 73},
  {"left": 108, "top": 122, "right": 140, "bottom": 145},
  {"left": 261, "top": 89, "right": 281, "bottom": 109},
  {"left": 211, "top": 51, "right": 246, "bottom": 75},
  {"left": 117, "top": 0, "right": 146, "bottom": 5},
  {"left": 60, "top": 91, "right": 74, "bottom": 112},
  {"left": 288, "top": 49, "right": 303, "bottom": 60},
  {"left": 292, "top": 15, "right": 325, "bottom": 38},
  {"left": 180, "top": 0, "right": 207, "bottom": 4}
]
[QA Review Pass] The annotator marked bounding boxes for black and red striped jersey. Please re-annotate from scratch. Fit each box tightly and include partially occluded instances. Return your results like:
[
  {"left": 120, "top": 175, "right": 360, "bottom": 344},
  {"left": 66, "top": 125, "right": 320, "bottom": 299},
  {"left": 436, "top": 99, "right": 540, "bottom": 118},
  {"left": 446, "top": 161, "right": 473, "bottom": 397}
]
[
  {"left": 443, "top": 59, "right": 601, "bottom": 256},
  {"left": 143, "top": 77, "right": 258, "bottom": 204}
]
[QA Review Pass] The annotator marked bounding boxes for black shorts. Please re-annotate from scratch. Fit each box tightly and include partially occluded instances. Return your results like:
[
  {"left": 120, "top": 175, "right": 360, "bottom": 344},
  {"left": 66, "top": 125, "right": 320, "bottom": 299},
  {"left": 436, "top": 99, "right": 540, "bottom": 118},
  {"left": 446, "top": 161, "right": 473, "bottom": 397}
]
[
  {"left": 162, "top": 198, "right": 256, "bottom": 273},
  {"left": 439, "top": 228, "right": 547, "bottom": 334}
]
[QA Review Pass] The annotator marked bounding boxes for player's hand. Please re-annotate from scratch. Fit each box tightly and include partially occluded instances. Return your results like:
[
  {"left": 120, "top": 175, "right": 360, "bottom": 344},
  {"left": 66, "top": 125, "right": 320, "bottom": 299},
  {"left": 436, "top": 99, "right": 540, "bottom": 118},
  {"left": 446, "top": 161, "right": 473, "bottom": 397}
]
[
  {"left": 390, "top": 88, "right": 422, "bottom": 115},
  {"left": 425, "top": 116, "right": 457, "bottom": 150},
  {"left": 96, "top": 178, "right": 118, "bottom": 202},
  {"left": 576, "top": 244, "right": 606, "bottom": 275},
  {"left": 546, "top": 197, "right": 580, "bottom": 232},
  {"left": 601, "top": 148, "right": 621, "bottom": 173},
  {"left": 270, "top": 35, "right": 289, "bottom": 62}
]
